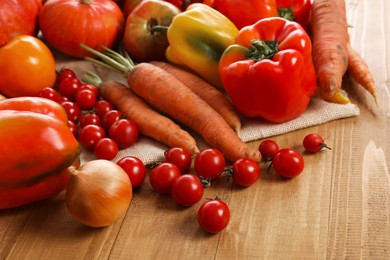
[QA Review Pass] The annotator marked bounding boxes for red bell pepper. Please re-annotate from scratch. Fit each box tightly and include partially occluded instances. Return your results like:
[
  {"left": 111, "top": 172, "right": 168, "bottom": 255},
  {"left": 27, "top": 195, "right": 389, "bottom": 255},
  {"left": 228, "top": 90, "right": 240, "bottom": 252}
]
[
  {"left": 203, "top": 0, "right": 278, "bottom": 29},
  {"left": 219, "top": 17, "right": 317, "bottom": 123},
  {"left": 276, "top": 0, "right": 312, "bottom": 31}
]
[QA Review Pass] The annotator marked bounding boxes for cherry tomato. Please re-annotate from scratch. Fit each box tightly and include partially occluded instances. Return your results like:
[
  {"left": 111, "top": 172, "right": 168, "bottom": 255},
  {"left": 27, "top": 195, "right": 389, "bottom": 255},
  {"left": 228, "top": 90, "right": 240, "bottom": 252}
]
[
  {"left": 79, "top": 83, "right": 99, "bottom": 98},
  {"left": 37, "top": 87, "right": 60, "bottom": 103},
  {"left": 0, "top": 35, "right": 56, "bottom": 97},
  {"left": 101, "top": 109, "right": 122, "bottom": 130},
  {"left": 171, "top": 174, "right": 204, "bottom": 206},
  {"left": 165, "top": 147, "right": 192, "bottom": 174},
  {"left": 67, "top": 120, "right": 78, "bottom": 137},
  {"left": 94, "top": 137, "right": 118, "bottom": 160},
  {"left": 303, "top": 133, "right": 331, "bottom": 153},
  {"left": 78, "top": 124, "right": 106, "bottom": 151},
  {"left": 79, "top": 113, "right": 101, "bottom": 128},
  {"left": 194, "top": 148, "right": 225, "bottom": 181},
  {"left": 149, "top": 162, "right": 181, "bottom": 194},
  {"left": 231, "top": 158, "right": 260, "bottom": 187},
  {"left": 61, "top": 101, "right": 81, "bottom": 123},
  {"left": 197, "top": 198, "right": 230, "bottom": 233},
  {"left": 57, "top": 68, "right": 76, "bottom": 83},
  {"left": 94, "top": 99, "right": 114, "bottom": 117},
  {"left": 259, "top": 139, "right": 279, "bottom": 160},
  {"left": 117, "top": 156, "right": 147, "bottom": 188},
  {"left": 75, "top": 89, "right": 97, "bottom": 110},
  {"left": 109, "top": 118, "right": 139, "bottom": 149},
  {"left": 58, "top": 77, "right": 81, "bottom": 100},
  {"left": 272, "top": 148, "right": 304, "bottom": 178}
]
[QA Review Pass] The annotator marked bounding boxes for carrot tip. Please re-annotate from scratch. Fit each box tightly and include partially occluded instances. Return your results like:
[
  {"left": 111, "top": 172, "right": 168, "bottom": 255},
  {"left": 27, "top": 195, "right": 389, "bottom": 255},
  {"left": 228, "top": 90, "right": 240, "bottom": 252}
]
[{"left": 319, "top": 89, "right": 351, "bottom": 104}]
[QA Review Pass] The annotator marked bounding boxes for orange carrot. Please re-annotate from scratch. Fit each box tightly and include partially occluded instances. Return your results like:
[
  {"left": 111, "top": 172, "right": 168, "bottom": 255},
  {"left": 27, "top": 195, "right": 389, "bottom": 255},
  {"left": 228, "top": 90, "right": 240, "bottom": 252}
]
[
  {"left": 311, "top": 0, "right": 350, "bottom": 104},
  {"left": 150, "top": 61, "right": 242, "bottom": 134},
  {"left": 81, "top": 45, "right": 261, "bottom": 163},
  {"left": 347, "top": 44, "right": 377, "bottom": 103},
  {"left": 97, "top": 79, "right": 200, "bottom": 155},
  {"left": 127, "top": 63, "right": 260, "bottom": 163}
]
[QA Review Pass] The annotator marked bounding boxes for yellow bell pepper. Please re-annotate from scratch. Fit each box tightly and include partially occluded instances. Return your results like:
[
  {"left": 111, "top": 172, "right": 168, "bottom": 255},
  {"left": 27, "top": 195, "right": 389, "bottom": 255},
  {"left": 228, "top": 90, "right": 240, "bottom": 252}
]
[{"left": 163, "top": 3, "right": 239, "bottom": 89}]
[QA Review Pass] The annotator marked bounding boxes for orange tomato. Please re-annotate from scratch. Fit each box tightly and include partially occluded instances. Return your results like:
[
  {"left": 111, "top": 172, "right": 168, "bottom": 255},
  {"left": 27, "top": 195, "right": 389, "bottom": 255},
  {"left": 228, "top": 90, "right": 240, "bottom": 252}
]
[{"left": 0, "top": 35, "right": 56, "bottom": 97}]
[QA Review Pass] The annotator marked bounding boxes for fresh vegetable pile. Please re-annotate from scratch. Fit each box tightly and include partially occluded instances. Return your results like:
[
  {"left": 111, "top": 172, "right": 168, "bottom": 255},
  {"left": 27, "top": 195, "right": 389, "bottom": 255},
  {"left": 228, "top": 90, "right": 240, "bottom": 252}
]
[{"left": 0, "top": 0, "right": 376, "bottom": 233}]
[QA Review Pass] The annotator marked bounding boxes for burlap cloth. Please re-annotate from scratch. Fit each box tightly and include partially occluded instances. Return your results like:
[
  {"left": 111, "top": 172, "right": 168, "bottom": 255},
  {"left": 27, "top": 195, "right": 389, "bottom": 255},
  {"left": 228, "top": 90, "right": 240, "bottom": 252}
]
[{"left": 58, "top": 60, "right": 360, "bottom": 165}]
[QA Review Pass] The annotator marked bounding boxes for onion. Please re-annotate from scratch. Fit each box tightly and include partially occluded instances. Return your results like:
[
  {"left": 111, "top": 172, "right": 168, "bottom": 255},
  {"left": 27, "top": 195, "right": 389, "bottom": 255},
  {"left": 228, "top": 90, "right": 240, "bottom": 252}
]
[{"left": 65, "top": 159, "right": 132, "bottom": 228}]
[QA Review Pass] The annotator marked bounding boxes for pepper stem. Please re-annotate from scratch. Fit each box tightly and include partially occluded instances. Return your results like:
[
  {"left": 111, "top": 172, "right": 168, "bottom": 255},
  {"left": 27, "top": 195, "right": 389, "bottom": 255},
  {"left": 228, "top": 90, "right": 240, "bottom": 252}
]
[
  {"left": 246, "top": 40, "right": 278, "bottom": 61},
  {"left": 278, "top": 7, "right": 295, "bottom": 21}
]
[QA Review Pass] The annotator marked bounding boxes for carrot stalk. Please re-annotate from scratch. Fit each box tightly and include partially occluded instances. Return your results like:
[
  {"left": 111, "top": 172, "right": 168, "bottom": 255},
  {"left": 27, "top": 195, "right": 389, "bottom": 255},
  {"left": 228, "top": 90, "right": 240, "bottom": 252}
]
[
  {"left": 150, "top": 61, "right": 242, "bottom": 135},
  {"left": 311, "top": 0, "right": 350, "bottom": 104},
  {"left": 81, "top": 44, "right": 261, "bottom": 163},
  {"left": 347, "top": 44, "right": 377, "bottom": 103}
]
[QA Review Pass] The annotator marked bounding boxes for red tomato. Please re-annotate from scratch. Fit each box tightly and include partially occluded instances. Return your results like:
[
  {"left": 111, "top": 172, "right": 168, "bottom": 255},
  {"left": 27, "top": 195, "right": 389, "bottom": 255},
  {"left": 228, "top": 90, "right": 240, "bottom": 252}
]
[
  {"left": 78, "top": 124, "right": 106, "bottom": 151},
  {"left": 194, "top": 148, "right": 225, "bottom": 181},
  {"left": 101, "top": 109, "right": 122, "bottom": 131},
  {"left": 117, "top": 156, "right": 147, "bottom": 188},
  {"left": 149, "top": 162, "right": 181, "bottom": 193},
  {"left": 165, "top": 147, "right": 192, "bottom": 174},
  {"left": 272, "top": 148, "right": 304, "bottom": 178},
  {"left": 0, "top": 0, "right": 42, "bottom": 46},
  {"left": 232, "top": 158, "right": 260, "bottom": 187},
  {"left": 94, "top": 100, "right": 114, "bottom": 117},
  {"left": 109, "top": 118, "right": 139, "bottom": 149},
  {"left": 197, "top": 198, "right": 230, "bottom": 233},
  {"left": 0, "top": 35, "right": 56, "bottom": 97},
  {"left": 56, "top": 68, "right": 77, "bottom": 84},
  {"left": 303, "top": 133, "right": 331, "bottom": 153},
  {"left": 171, "top": 174, "right": 204, "bottom": 206},
  {"left": 61, "top": 101, "right": 81, "bottom": 123},
  {"left": 94, "top": 138, "right": 118, "bottom": 160},
  {"left": 37, "top": 87, "right": 60, "bottom": 103},
  {"left": 79, "top": 113, "right": 101, "bottom": 128},
  {"left": 123, "top": 0, "right": 181, "bottom": 62},
  {"left": 39, "top": 0, "right": 125, "bottom": 58},
  {"left": 259, "top": 139, "right": 279, "bottom": 160},
  {"left": 58, "top": 77, "right": 81, "bottom": 100},
  {"left": 75, "top": 89, "right": 97, "bottom": 110}
]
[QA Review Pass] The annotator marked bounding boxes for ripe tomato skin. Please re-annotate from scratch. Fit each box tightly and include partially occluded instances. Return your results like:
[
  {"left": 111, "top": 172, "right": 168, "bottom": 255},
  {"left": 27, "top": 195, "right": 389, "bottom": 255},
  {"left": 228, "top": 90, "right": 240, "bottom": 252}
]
[
  {"left": 197, "top": 199, "right": 230, "bottom": 233},
  {"left": 0, "top": 35, "right": 56, "bottom": 97},
  {"left": 273, "top": 148, "right": 304, "bottom": 178},
  {"left": 94, "top": 100, "right": 114, "bottom": 117},
  {"left": 39, "top": 0, "right": 125, "bottom": 58},
  {"left": 78, "top": 124, "right": 106, "bottom": 151},
  {"left": 79, "top": 113, "right": 101, "bottom": 128},
  {"left": 94, "top": 138, "right": 118, "bottom": 160},
  {"left": 149, "top": 162, "right": 181, "bottom": 194},
  {"left": 165, "top": 147, "right": 192, "bottom": 174},
  {"left": 61, "top": 101, "right": 81, "bottom": 123},
  {"left": 194, "top": 148, "right": 226, "bottom": 181},
  {"left": 171, "top": 174, "right": 204, "bottom": 206},
  {"left": 109, "top": 118, "right": 139, "bottom": 149},
  {"left": 117, "top": 156, "right": 147, "bottom": 188},
  {"left": 259, "top": 139, "right": 279, "bottom": 160},
  {"left": 232, "top": 158, "right": 260, "bottom": 187},
  {"left": 303, "top": 133, "right": 331, "bottom": 153}
]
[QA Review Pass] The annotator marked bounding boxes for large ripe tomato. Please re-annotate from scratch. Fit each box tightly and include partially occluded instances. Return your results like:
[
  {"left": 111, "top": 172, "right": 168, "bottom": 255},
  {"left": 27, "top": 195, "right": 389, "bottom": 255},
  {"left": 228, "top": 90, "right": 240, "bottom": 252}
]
[
  {"left": 0, "top": 0, "right": 42, "bottom": 47},
  {"left": 0, "top": 36, "right": 57, "bottom": 97},
  {"left": 39, "top": 0, "right": 125, "bottom": 58},
  {"left": 123, "top": 0, "right": 181, "bottom": 62}
]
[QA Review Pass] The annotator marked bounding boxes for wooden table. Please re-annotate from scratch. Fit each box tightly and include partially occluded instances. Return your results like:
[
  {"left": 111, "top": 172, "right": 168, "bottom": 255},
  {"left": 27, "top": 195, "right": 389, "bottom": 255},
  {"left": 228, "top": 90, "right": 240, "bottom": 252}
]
[{"left": 1, "top": 1, "right": 389, "bottom": 259}]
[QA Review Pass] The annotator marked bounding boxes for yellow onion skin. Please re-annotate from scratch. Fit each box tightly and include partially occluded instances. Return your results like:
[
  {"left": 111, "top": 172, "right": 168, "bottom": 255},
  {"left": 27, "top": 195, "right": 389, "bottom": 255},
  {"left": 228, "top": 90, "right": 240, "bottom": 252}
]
[{"left": 65, "top": 160, "right": 132, "bottom": 228}]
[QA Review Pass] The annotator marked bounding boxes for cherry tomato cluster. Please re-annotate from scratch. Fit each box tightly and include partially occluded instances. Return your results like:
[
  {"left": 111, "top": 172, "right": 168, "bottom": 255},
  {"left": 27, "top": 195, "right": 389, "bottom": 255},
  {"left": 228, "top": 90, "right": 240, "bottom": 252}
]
[
  {"left": 37, "top": 68, "right": 139, "bottom": 160},
  {"left": 258, "top": 133, "right": 331, "bottom": 178}
]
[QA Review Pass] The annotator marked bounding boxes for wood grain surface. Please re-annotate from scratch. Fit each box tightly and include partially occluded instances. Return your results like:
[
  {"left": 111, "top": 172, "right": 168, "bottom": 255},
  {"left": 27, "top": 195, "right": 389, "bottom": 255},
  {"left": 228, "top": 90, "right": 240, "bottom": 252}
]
[{"left": 1, "top": 0, "right": 389, "bottom": 259}]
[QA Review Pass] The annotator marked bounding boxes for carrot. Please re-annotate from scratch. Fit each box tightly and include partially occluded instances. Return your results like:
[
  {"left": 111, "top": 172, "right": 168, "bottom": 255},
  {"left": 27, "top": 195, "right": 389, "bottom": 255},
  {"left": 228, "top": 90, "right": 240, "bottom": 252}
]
[
  {"left": 128, "top": 63, "right": 260, "bottom": 163},
  {"left": 310, "top": 0, "right": 351, "bottom": 104},
  {"left": 81, "top": 45, "right": 261, "bottom": 163},
  {"left": 347, "top": 44, "right": 377, "bottom": 103},
  {"left": 95, "top": 79, "right": 200, "bottom": 155},
  {"left": 150, "top": 61, "right": 242, "bottom": 134}
]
